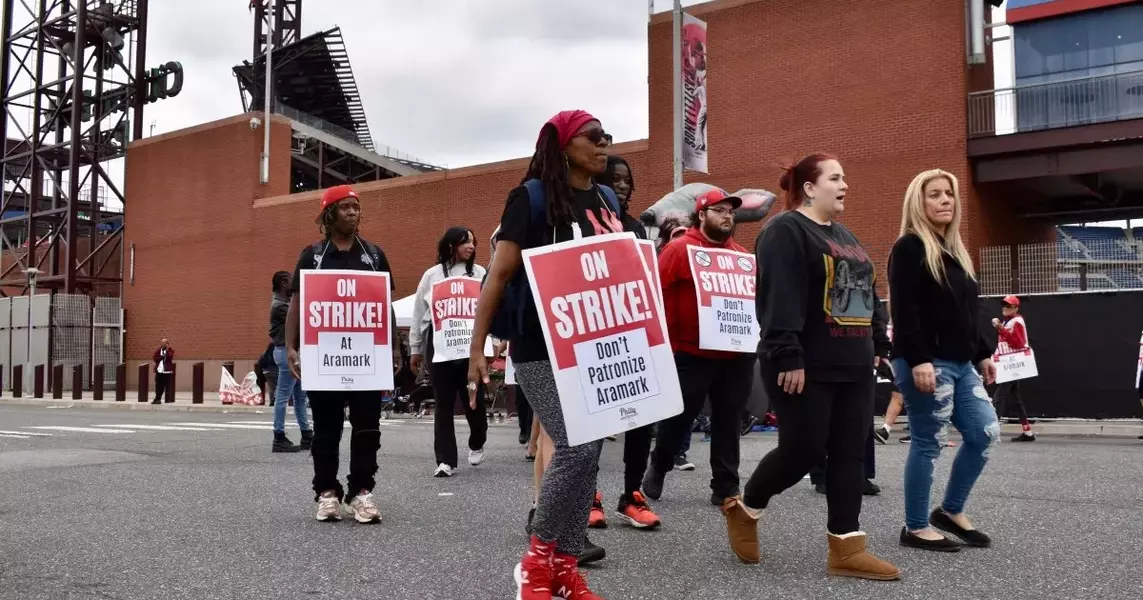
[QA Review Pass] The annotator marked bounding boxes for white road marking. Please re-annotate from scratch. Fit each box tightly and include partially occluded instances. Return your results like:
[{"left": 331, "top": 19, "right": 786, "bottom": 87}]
[
  {"left": 95, "top": 424, "right": 223, "bottom": 432},
  {"left": 0, "top": 433, "right": 31, "bottom": 439},
  {"left": 0, "top": 430, "right": 54, "bottom": 437},
  {"left": 167, "top": 422, "right": 273, "bottom": 430},
  {"left": 29, "top": 426, "right": 136, "bottom": 434}
]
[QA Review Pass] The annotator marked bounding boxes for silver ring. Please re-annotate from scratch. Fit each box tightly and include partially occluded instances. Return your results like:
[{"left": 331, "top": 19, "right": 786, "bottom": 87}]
[{"left": 467, "top": 383, "right": 477, "bottom": 391}]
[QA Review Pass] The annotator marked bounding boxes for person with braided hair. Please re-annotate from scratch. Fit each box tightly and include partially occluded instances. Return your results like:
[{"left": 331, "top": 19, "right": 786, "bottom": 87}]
[
  {"left": 469, "top": 110, "right": 618, "bottom": 600},
  {"left": 284, "top": 184, "right": 401, "bottom": 524}
]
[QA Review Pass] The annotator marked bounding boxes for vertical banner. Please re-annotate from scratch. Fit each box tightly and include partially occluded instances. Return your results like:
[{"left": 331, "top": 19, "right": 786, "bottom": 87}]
[
  {"left": 681, "top": 12, "right": 708, "bottom": 174},
  {"left": 299, "top": 270, "right": 393, "bottom": 391},
  {"left": 430, "top": 276, "right": 482, "bottom": 363},
  {"left": 635, "top": 239, "right": 663, "bottom": 312},
  {"left": 687, "top": 245, "right": 758, "bottom": 353},
  {"left": 523, "top": 232, "right": 684, "bottom": 446}
]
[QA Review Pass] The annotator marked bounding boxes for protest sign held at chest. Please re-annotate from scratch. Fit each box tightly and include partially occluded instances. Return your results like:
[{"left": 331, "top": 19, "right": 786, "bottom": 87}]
[
  {"left": 299, "top": 269, "right": 393, "bottom": 392},
  {"left": 687, "top": 245, "right": 759, "bottom": 353},
  {"left": 430, "top": 276, "right": 483, "bottom": 363}
]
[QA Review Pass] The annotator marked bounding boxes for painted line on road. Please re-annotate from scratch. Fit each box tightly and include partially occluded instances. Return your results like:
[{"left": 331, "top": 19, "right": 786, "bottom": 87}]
[
  {"left": 95, "top": 424, "right": 224, "bottom": 432},
  {"left": 29, "top": 426, "right": 136, "bottom": 434},
  {"left": 0, "top": 430, "right": 54, "bottom": 437},
  {"left": 0, "top": 433, "right": 30, "bottom": 439},
  {"left": 168, "top": 422, "right": 273, "bottom": 430},
  {"left": 224, "top": 420, "right": 402, "bottom": 427}
]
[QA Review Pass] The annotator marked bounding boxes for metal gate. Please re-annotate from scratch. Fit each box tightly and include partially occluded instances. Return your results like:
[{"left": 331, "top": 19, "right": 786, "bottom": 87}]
[
  {"left": 0, "top": 294, "right": 51, "bottom": 391},
  {"left": 92, "top": 297, "right": 123, "bottom": 387},
  {"left": 51, "top": 294, "right": 91, "bottom": 391},
  {"left": 0, "top": 294, "right": 120, "bottom": 392}
]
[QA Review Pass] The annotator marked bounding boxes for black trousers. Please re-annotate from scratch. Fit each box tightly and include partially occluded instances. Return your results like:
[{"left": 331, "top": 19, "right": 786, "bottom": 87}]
[
  {"left": 425, "top": 330, "right": 488, "bottom": 468},
  {"left": 993, "top": 381, "right": 1029, "bottom": 424},
  {"left": 309, "top": 390, "right": 382, "bottom": 502},
  {"left": 650, "top": 351, "right": 756, "bottom": 498},
  {"left": 153, "top": 372, "right": 171, "bottom": 402},
  {"left": 744, "top": 361, "right": 874, "bottom": 535},
  {"left": 809, "top": 424, "right": 876, "bottom": 485},
  {"left": 513, "top": 385, "right": 532, "bottom": 438}
]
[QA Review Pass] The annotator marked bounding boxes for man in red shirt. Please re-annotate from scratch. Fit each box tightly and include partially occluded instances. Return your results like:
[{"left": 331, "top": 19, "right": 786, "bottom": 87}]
[
  {"left": 642, "top": 188, "right": 758, "bottom": 506},
  {"left": 992, "top": 295, "right": 1035, "bottom": 442}
]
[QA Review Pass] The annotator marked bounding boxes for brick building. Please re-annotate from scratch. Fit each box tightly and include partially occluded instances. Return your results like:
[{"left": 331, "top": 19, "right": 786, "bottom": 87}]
[{"left": 122, "top": 0, "right": 1052, "bottom": 388}]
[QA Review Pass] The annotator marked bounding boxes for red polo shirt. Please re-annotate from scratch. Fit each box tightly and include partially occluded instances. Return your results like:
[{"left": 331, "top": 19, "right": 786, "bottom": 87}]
[{"left": 658, "top": 227, "right": 749, "bottom": 360}]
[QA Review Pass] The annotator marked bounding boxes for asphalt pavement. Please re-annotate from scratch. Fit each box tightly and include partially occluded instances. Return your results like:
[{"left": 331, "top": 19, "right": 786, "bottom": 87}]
[{"left": 0, "top": 404, "right": 1140, "bottom": 600}]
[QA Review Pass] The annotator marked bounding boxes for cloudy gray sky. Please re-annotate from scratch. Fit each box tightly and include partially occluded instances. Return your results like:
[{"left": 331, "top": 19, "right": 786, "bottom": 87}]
[{"left": 144, "top": 0, "right": 706, "bottom": 168}]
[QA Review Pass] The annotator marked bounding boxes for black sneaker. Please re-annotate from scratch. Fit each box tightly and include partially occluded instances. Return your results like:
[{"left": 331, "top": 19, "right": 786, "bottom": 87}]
[
  {"left": 814, "top": 483, "right": 827, "bottom": 495},
  {"left": 873, "top": 425, "right": 890, "bottom": 444},
  {"left": 518, "top": 430, "right": 529, "bottom": 445},
  {"left": 863, "top": 479, "right": 881, "bottom": 496},
  {"left": 673, "top": 454, "right": 695, "bottom": 471},
  {"left": 1011, "top": 432, "right": 1036, "bottom": 442},
  {"left": 642, "top": 464, "right": 666, "bottom": 500},
  {"left": 299, "top": 430, "right": 314, "bottom": 450},
  {"left": 271, "top": 432, "right": 302, "bottom": 453},
  {"left": 740, "top": 414, "right": 759, "bottom": 437},
  {"left": 899, "top": 435, "right": 912, "bottom": 443},
  {"left": 577, "top": 537, "right": 605, "bottom": 565}
]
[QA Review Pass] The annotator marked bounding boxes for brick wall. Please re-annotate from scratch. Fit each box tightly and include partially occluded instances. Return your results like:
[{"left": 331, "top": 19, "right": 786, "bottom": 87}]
[{"left": 123, "top": 0, "right": 1039, "bottom": 388}]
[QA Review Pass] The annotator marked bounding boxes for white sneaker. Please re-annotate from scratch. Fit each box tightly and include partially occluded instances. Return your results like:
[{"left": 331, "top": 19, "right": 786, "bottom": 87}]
[
  {"left": 434, "top": 463, "right": 453, "bottom": 478},
  {"left": 315, "top": 492, "right": 342, "bottom": 522},
  {"left": 346, "top": 491, "right": 382, "bottom": 524},
  {"left": 468, "top": 448, "right": 485, "bottom": 466}
]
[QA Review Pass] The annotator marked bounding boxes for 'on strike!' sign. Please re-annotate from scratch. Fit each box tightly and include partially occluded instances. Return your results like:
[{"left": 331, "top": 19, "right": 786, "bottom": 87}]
[
  {"left": 430, "top": 276, "right": 481, "bottom": 363},
  {"left": 687, "top": 245, "right": 758, "bottom": 353},
  {"left": 523, "top": 232, "right": 683, "bottom": 446},
  {"left": 299, "top": 270, "right": 393, "bottom": 391}
]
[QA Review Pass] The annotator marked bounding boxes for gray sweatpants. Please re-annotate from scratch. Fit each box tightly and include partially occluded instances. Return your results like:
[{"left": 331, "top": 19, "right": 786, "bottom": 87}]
[{"left": 515, "top": 360, "right": 604, "bottom": 556}]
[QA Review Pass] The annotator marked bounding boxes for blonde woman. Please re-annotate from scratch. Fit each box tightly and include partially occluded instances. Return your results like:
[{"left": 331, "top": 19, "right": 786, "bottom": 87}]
[{"left": 887, "top": 169, "right": 999, "bottom": 552}]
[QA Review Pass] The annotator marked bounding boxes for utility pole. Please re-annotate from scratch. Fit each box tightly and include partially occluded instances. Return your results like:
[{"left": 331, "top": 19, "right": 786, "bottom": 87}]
[
  {"left": 259, "top": 1, "right": 274, "bottom": 185},
  {"left": 672, "top": 0, "right": 683, "bottom": 190}
]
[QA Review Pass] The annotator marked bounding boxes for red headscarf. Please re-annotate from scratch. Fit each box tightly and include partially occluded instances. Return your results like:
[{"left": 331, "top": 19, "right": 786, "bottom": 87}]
[{"left": 540, "top": 110, "right": 599, "bottom": 149}]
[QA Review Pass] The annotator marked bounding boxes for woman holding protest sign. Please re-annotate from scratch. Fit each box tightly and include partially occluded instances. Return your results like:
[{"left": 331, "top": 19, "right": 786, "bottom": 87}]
[
  {"left": 721, "top": 153, "right": 900, "bottom": 581},
  {"left": 409, "top": 227, "right": 489, "bottom": 478},
  {"left": 469, "top": 110, "right": 620, "bottom": 600},
  {"left": 888, "top": 169, "right": 998, "bottom": 553}
]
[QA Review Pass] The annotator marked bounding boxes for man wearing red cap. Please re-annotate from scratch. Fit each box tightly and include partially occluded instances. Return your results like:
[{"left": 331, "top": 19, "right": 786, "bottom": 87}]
[
  {"left": 284, "top": 184, "right": 401, "bottom": 523},
  {"left": 991, "top": 295, "right": 1035, "bottom": 442},
  {"left": 642, "top": 188, "right": 757, "bottom": 505}
]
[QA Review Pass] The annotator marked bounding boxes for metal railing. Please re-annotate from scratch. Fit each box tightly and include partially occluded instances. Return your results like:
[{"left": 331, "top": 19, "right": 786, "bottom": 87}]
[
  {"left": 274, "top": 103, "right": 434, "bottom": 166},
  {"left": 979, "top": 236, "right": 1143, "bottom": 295},
  {"left": 967, "top": 69, "right": 1143, "bottom": 138}
]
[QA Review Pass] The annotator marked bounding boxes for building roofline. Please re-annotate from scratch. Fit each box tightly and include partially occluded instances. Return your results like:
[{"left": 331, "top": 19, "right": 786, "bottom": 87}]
[{"left": 649, "top": 0, "right": 764, "bottom": 24}]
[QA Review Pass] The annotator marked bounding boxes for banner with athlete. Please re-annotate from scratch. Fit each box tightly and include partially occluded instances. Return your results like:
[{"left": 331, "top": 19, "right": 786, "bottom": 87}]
[
  {"left": 687, "top": 245, "right": 758, "bottom": 353},
  {"left": 523, "top": 232, "right": 683, "bottom": 446},
  {"left": 299, "top": 270, "right": 393, "bottom": 391}
]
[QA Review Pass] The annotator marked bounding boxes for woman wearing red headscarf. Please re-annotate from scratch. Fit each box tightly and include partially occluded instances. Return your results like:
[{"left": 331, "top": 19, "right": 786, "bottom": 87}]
[{"left": 469, "top": 110, "right": 618, "bottom": 600}]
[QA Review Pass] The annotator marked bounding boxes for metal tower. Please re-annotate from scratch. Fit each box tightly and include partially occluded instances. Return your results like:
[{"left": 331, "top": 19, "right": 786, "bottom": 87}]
[
  {"left": 252, "top": 0, "right": 302, "bottom": 59},
  {"left": 0, "top": 0, "right": 182, "bottom": 296}
]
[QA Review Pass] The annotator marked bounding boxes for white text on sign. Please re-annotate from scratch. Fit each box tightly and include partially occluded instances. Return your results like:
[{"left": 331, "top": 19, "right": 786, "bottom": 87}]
[
  {"left": 699, "top": 254, "right": 756, "bottom": 296},
  {"left": 573, "top": 328, "right": 660, "bottom": 415},
  {"left": 434, "top": 281, "right": 478, "bottom": 321},
  {"left": 308, "top": 278, "right": 386, "bottom": 329},
  {"left": 550, "top": 250, "right": 654, "bottom": 339}
]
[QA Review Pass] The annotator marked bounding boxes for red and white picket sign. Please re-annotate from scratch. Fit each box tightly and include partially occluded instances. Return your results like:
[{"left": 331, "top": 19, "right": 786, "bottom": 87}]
[
  {"left": 1135, "top": 330, "right": 1142, "bottom": 388},
  {"left": 993, "top": 347, "right": 1038, "bottom": 384},
  {"left": 299, "top": 270, "right": 393, "bottom": 391},
  {"left": 687, "top": 245, "right": 758, "bottom": 353},
  {"left": 430, "top": 276, "right": 483, "bottom": 363},
  {"left": 522, "top": 232, "right": 683, "bottom": 446},
  {"left": 635, "top": 239, "right": 663, "bottom": 312}
]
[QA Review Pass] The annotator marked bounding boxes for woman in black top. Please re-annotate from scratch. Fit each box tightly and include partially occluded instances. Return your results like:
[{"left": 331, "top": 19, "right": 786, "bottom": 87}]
[
  {"left": 888, "top": 169, "right": 999, "bottom": 552},
  {"left": 721, "top": 153, "right": 900, "bottom": 581},
  {"left": 469, "top": 110, "right": 618, "bottom": 600}
]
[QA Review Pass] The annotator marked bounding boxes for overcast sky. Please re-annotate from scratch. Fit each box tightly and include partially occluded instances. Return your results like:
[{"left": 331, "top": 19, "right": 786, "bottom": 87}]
[{"left": 142, "top": 0, "right": 706, "bottom": 168}]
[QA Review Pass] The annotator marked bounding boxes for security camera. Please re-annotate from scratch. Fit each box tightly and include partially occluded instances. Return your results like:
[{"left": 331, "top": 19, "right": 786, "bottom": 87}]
[{"left": 249, "top": 117, "right": 262, "bottom": 130}]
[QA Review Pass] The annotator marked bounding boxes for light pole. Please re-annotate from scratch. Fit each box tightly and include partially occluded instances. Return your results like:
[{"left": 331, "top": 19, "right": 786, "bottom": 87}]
[{"left": 23, "top": 268, "right": 41, "bottom": 389}]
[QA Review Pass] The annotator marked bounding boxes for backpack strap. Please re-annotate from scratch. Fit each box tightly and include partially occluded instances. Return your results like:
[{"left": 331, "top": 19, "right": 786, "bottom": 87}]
[
  {"left": 522, "top": 179, "right": 548, "bottom": 231},
  {"left": 596, "top": 184, "right": 621, "bottom": 215}
]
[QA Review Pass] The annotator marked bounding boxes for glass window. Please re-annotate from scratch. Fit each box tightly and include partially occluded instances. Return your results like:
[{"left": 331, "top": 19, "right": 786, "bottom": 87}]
[{"left": 1014, "top": 3, "right": 1143, "bottom": 82}]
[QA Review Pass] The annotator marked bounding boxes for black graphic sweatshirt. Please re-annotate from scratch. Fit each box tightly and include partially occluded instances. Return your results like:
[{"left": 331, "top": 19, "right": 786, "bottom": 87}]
[{"left": 755, "top": 211, "right": 890, "bottom": 382}]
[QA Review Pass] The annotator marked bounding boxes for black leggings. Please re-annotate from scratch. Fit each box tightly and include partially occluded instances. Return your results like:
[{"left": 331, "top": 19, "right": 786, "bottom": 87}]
[
  {"left": 743, "top": 361, "right": 874, "bottom": 535},
  {"left": 595, "top": 424, "right": 654, "bottom": 498},
  {"left": 425, "top": 330, "right": 488, "bottom": 468},
  {"left": 809, "top": 424, "right": 876, "bottom": 484}
]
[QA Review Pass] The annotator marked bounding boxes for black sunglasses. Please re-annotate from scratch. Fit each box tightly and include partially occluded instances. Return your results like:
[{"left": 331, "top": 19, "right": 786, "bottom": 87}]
[{"left": 577, "top": 128, "right": 609, "bottom": 145}]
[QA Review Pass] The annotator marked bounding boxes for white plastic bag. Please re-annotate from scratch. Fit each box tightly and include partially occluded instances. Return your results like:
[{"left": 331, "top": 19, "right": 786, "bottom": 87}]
[{"left": 220, "top": 368, "right": 262, "bottom": 405}]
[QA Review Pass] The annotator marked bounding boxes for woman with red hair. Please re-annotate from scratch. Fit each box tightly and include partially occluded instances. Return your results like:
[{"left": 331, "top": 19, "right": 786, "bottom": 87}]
[{"left": 470, "top": 110, "right": 622, "bottom": 600}]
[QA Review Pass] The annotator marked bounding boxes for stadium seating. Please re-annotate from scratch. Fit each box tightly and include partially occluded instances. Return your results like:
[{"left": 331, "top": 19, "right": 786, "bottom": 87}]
[{"left": 1054, "top": 226, "right": 1143, "bottom": 291}]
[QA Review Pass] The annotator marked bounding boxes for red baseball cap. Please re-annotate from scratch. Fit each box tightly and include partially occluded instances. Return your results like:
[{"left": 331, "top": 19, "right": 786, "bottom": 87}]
[
  {"left": 694, "top": 188, "right": 742, "bottom": 212},
  {"left": 1002, "top": 295, "right": 1020, "bottom": 307},
  {"left": 319, "top": 184, "right": 359, "bottom": 215}
]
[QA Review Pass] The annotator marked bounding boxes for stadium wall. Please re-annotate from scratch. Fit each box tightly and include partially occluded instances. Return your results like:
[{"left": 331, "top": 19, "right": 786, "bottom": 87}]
[{"left": 122, "top": 0, "right": 1047, "bottom": 390}]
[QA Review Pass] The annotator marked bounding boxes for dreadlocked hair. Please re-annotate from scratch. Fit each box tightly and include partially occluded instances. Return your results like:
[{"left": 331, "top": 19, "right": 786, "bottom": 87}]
[
  {"left": 436, "top": 226, "right": 477, "bottom": 278},
  {"left": 318, "top": 204, "right": 360, "bottom": 239},
  {"left": 522, "top": 124, "right": 576, "bottom": 227}
]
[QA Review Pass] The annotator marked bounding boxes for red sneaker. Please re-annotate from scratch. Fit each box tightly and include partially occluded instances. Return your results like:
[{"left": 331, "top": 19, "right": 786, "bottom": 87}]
[
  {"left": 514, "top": 535, "right": 556, "bottom": 600},
  {"left": 552, "top": 552, "right": 604, "bottom": 599},
  {"left": 616, "top": 490, "right": 661, "bottom": 529},
  {"left": 588, "top": 491, "right": 607, "bottom": 529}
]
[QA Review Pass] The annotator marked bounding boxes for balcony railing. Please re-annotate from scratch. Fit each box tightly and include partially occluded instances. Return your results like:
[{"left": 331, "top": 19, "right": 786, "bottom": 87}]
[
  {"left": 967, "top": 69, "right": 1143, "bottom": 138},
  {"left": 274, "top": 103, "right": 435, "bottom": 167}
]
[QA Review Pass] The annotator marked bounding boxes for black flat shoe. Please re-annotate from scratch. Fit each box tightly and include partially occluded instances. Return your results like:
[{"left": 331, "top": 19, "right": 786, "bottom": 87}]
[
  {"left": 930, "top": 509, "right": 992, "bottom": 547},
  {"left": 899, "top": 526, "right": 961, "bottom": 552},
  {"left": 578, "top": 537, "right": 605, "bottom": 566}
]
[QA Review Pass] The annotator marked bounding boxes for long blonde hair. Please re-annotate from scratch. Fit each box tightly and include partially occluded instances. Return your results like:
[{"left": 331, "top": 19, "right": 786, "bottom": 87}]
[{"left": 899, "top": 169, "right": 975, "bottom": 282}]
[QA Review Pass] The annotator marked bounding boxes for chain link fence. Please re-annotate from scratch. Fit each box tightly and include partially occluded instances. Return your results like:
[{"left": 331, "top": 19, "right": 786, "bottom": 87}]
[{"left": 978, "top": 232, "right": 1143, "bottom": 296}]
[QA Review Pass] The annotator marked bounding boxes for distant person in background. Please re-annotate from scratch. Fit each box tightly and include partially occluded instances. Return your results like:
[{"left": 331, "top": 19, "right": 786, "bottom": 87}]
[
  {"left": 991, "top": 295, "right": 1035, "bottom": 442},
  {"left": 152, "top": 339, "right": 174, "bottom": 404},
  {"left": 270, "top": 270, "right": 311, "bottom": 454}
]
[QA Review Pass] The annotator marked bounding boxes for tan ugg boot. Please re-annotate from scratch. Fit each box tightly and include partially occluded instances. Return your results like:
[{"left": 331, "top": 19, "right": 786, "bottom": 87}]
[
  {"left": 827, "top": 532, "right": 901, "bottom": 581},
  {"left": 721, "top": 496, "right": 761, "bottom": 564}
]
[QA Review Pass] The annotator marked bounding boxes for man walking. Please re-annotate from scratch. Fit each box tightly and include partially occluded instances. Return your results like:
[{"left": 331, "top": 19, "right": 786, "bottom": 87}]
[
  {"left": 269, "top": 270, "right": 311, "bottom": 453},
  {"left": 152, "top": 339, "right": 174, "bottom": 404},
  {"left": 643, "top": 188, "right": 757, "bottom": 505},
  {"left": 285, "top": 184, "right": 400, "bottom": 524}
]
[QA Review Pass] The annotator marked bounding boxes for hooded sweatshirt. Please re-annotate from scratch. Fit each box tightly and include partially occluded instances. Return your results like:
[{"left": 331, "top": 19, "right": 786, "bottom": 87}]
[{"left": 658, "top": 227, "right": 748, "bottom": 359}]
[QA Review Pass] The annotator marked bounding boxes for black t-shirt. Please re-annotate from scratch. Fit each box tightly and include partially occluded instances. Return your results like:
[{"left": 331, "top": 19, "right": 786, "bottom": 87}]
[
  {"left": 755, "top": 211, "right": 889, "bottom": 382},
  {"left": 498, "top": 184, "right": 637, "bottom": 363},
  {"left": 290, "top": 237, "right": 395, "bottom": 295}
]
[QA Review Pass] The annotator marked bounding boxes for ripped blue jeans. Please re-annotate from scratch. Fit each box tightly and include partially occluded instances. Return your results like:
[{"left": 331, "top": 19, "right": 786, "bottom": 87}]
[{"left": 893, "top": 358, "right": 1000, "bottom": 530}]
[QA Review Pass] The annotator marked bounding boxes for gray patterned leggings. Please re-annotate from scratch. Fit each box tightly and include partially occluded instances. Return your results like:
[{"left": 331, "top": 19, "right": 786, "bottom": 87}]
[{"left": 515, "top": 360, "right": 604, "bottom": 556}]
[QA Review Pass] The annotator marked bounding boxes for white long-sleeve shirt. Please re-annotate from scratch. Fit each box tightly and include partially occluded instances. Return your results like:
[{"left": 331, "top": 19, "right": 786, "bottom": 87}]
[{"left": 409, "top": 262, "right": 487, "bottom": 356}]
